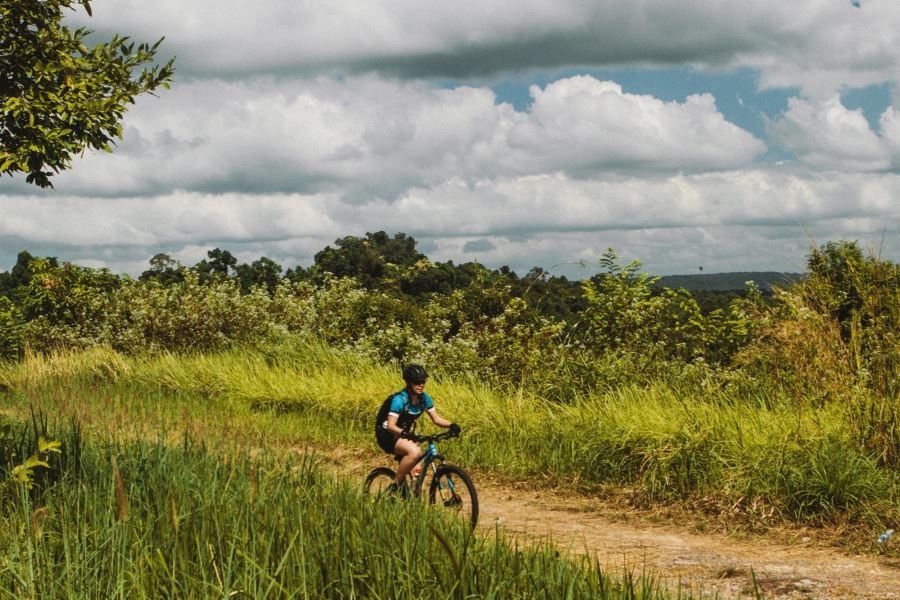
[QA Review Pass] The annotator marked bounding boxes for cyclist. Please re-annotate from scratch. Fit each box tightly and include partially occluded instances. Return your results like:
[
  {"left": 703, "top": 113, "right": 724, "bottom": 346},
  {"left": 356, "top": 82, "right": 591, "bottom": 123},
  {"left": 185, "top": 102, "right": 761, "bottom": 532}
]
[{"left": 375, "top": 364, "right": 459, "bottom": 493}]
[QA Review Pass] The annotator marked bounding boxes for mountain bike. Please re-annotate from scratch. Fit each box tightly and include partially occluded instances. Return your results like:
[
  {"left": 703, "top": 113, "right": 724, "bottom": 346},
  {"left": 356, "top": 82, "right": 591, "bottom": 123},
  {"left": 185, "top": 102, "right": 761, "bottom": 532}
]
[{"left": 364, "top": 429, "right": 478, "bottom": 529}]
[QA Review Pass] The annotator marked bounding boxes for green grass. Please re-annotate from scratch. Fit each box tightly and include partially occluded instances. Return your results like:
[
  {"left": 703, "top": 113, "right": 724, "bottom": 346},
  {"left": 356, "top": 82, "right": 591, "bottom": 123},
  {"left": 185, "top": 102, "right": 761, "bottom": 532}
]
[
  {"left": 1, "top": 343, "right": 898, "bottom": 532},
  {"left": 0, "top": 416, "right": 688, "bottom": 599}
]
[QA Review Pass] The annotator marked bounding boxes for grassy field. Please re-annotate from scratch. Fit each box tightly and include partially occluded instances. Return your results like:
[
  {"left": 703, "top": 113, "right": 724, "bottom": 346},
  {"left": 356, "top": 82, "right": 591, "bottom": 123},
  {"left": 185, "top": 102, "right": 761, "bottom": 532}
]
[
  {"left": 0, "top": 412, "right": 690, "bottom": 598},
  {"left": 2, "top": 343, "right": 897, "bottom": 538},
  {"left": 0, "top": 344, "right": 712, "bottom": 599}
]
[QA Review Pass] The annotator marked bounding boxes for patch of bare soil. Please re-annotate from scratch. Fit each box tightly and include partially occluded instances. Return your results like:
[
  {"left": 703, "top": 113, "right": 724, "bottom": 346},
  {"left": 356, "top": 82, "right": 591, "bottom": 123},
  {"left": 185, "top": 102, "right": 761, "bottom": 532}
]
[{"left": 323, "top": 444, "right": 900, "bottom": 600}]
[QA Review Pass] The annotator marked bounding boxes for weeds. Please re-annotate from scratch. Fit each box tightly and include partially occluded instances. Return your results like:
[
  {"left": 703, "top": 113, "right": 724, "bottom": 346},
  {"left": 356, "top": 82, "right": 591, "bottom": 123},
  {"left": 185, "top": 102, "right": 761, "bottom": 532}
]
[
  {"left": 0, "top": 417, "right": 686, "bottom": 599},
  {"left": 3, "top": 345, "right": 899, "bottom": 533}
]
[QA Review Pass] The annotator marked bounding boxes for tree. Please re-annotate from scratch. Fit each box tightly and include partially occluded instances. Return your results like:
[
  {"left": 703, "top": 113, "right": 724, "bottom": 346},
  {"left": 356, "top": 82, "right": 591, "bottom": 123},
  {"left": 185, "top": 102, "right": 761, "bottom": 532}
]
[
  {"left": 803, "top": 240, "right": 900, "bottom": 397},
  {"left": 236, "top": 256, "right": 283, "bottom": 294},
  {"left": 1, "top": 0, "right": 174, "bottom": 188},
  {"left": 139, "top": 252, "right": 183, "bottom": 286},
  {"left": 580, "top": 249, "right": 668, "bottom": 354},
  {"left": 314, "top": 232, "right": 425, "bottom": 289},
  {"left": 0, "top": 250, "right": 58, "bottom": 298},
  {"left": 193, "top": 248, "right": 238, "bottom": 282}
]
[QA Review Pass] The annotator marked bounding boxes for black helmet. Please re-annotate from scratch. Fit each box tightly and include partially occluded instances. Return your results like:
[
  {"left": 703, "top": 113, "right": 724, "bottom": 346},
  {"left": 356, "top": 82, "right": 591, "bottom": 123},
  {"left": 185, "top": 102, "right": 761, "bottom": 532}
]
[{"left": 402, "top": 364, "right": 428, "bottom": 383}]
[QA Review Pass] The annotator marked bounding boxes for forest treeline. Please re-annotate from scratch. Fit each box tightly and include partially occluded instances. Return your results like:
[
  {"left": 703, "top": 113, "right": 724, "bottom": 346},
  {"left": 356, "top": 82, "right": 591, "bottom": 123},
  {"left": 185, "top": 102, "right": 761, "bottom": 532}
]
[{"left": 0, "top": 234, "right": 897, "bottom": 410}]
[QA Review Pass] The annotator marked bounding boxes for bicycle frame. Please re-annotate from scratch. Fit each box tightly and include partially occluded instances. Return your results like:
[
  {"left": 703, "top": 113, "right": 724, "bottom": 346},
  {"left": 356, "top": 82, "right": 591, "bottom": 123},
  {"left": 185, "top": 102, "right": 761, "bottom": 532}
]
[
  {"left": 396, "top": 430, "right": 461, "bottom": 499},
  {"left": 406, "top": 440, "right": 443, "bottom": 497}
]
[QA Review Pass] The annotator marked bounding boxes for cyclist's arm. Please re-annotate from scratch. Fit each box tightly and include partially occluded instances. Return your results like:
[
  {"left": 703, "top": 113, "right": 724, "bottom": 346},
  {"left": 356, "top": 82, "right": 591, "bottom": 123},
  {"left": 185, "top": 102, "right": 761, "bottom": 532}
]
[
  {"left": 384, "top": 413, "right": 406, "bottom": 436},
  {"left": 426, "top": 408, "right": 452, "bottom": 428}
]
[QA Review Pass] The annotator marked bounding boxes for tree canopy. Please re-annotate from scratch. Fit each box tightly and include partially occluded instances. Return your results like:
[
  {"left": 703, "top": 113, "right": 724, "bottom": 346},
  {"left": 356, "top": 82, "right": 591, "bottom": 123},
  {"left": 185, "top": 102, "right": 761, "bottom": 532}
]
[
  {"left": 1, "top": 0, "right": 174, "bottom": 187},
  {"left": 312, "top": 231, "right": 425, "bottom": 289}
]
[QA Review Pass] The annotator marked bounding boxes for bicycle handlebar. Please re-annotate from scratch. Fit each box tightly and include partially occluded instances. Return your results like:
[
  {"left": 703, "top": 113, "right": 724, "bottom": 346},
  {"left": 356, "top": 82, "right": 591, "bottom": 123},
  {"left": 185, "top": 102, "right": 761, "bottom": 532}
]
[{"left": 416, "top": 429, "right": 460, "bottom": 443}]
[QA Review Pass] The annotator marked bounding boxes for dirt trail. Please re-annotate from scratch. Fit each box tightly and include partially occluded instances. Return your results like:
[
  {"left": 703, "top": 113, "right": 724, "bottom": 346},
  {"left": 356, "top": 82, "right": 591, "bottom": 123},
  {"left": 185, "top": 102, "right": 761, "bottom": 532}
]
[
  {"left": 332, "top": 447, "right": 900, "bottom": 600},
  {"left": 475, "top": 481, "right": 900, "bottom": 600}
]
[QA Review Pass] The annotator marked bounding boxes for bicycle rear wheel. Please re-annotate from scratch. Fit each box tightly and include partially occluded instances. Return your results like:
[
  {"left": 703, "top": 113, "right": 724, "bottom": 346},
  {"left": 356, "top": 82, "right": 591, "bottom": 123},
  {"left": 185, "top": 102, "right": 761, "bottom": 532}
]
[
  {"left": 428, "top": 464, "right": 478, "bottom": 529},
  {"left": 364, "top": 467, "right": 396, "bottom": 498}
]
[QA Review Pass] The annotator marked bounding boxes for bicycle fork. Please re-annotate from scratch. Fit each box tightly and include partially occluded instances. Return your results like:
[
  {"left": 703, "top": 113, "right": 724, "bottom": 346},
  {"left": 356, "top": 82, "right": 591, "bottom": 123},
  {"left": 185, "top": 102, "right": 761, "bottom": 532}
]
[
  {"left": 427, "top": 447, "right": 462, "bottom": 507},
  {"left": 435, "top": 475, "right": 462, "bottom": 507}
]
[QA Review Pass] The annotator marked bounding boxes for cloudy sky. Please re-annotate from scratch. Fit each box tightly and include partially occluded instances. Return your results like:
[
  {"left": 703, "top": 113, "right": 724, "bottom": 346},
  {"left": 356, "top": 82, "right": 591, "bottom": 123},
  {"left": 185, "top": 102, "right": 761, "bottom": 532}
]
[{"left": 3, "top": 0, "right": 900, "bottom": 277}]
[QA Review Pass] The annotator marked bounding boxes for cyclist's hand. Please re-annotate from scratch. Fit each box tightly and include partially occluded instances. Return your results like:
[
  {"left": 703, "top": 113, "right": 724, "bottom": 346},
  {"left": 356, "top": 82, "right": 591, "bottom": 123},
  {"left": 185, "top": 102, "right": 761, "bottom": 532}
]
[
  {"left": 400, "top": 430, "right": 422, "bottom": 443},
  {"left": 448, "top": 423, "right": 461, "bottom": 437}
]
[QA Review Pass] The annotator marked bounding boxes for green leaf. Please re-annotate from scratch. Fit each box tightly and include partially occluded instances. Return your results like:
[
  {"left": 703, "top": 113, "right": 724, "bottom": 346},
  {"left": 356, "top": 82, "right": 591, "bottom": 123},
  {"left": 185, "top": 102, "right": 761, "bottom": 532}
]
[{"left": 38, "top": 437, "right": 62, "bottom": 454}]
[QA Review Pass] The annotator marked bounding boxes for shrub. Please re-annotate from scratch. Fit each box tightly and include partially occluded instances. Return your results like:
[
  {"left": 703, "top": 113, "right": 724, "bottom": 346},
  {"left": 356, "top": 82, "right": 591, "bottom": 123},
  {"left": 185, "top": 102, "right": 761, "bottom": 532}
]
[{"left": 0, "top": 297, "right": 21, "bottom": 361}]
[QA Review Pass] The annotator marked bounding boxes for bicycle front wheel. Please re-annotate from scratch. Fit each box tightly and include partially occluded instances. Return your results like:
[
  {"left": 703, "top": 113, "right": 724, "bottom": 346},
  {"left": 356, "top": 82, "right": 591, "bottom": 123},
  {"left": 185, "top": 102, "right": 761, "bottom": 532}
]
[
  {"left": 428, "top": 465, "right": 478, "bottom": 529},
  {"left": 364, "top": 467, "right": 396, "bottom": 498}
]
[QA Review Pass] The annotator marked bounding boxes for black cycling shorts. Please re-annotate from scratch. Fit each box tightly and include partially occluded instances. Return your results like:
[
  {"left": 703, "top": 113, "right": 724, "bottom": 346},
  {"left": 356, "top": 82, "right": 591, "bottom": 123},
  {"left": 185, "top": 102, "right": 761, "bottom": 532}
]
[{"left": 376, "top": 429, "right": 399, "bottom": 454}]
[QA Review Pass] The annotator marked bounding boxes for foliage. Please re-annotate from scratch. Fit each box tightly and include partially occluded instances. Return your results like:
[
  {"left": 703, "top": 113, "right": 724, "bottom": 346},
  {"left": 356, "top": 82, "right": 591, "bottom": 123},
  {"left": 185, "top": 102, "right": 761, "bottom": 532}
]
[
  {"left": 0, "top": 238, "right": 894, "bottom": 412},
  {"left": 312, "top": 231, "right": 426, "bottom": 289},
  {"left": 236, "top": 256, "right": 282, "bottom": 294},
  {"left": 804, "top": 241, "right": 900, "bottom": 397},
  {"left": 138, "top": 252, "right": 183, "bottom": 286},
  {"left": 2, "top": 436, "right": 60, "bottom": 493},
  {"left": 0, "top": 0, "right": 174, "bottom": 187},
  {"left": 579, "top": 251, "right": 672, "bottom": 376},
  {"left": 193, "top": 246, "right": 238, "bottom": 282},
  {"left": 0, "top": 297, "right": 22, "bottom": 361},
  {"left": 578, "top": 250, "right": 757, "bottom": 381},
  {"left": 0, "top": 251, "right": 52, "bottom": 300},
  {"left": 736, "top": 241, "right": 899, "bottom": 404},
  {"left": 733, "top": 286, "right": 857, "bottom": 405},
  {"left": 106, "top": 271, "right": 273, "bottom": 353},
  {"left": 15, "top": 258, "right": 120, "bottom": 351}
]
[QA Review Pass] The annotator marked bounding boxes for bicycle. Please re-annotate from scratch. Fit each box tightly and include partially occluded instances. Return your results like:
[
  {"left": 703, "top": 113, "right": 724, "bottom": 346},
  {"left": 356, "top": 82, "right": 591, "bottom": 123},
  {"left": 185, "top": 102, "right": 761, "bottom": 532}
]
[{"left": 364, "top": 429, "right": 479, "bottom": 529}]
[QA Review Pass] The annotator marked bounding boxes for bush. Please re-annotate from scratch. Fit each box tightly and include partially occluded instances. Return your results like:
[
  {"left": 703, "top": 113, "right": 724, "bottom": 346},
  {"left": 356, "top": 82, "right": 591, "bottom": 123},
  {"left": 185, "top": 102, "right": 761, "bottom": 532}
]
[
  {"left": 733, "top": 288, "right": 857, "bottom": 405},
  {"left": 105, "top": 272, "right": 274, "bottom": 352},
  {"left": 1, "top": 240, "right": 893, "bottom": 418},
  {"left": 804, "top": 241, "right": 900, "bottom": 397},
  {"left": 0, "top": 297, "right": 21, "bottom": 361}
]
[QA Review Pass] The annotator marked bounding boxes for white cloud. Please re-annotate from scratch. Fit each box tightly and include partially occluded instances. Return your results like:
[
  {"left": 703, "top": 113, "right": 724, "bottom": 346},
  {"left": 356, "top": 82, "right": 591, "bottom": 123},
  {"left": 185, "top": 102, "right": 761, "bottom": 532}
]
[
  {"left": 371, "top": 170, "right": 900, "bottom": 236},
  {"left": 0, "top": 193, "right": 340, "bottom": 247},
  {"left": 29, "top": 75, "right": 761, "bottom": 198},
  {"left": 879, "top": 106, "right": 900, "bottom": 164},
  {"left": 771, "top": 95, "right": 891, "bottom": 171},
  {"left": 508, "top": 77, "right": 763, "bottom": 172},
  {"left": 3, "top": 170, "right": 898, "bottom": 275}
]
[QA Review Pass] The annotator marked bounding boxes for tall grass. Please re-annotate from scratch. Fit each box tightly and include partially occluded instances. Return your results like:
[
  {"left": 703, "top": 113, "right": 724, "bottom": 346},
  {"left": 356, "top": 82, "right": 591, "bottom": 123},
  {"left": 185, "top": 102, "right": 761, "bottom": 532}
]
[
  {"left": 2, "top": 343, "right": 898, "bottom": 531},
  {"left": 0, "top": 417, "right": 686, "bottom": 599}
]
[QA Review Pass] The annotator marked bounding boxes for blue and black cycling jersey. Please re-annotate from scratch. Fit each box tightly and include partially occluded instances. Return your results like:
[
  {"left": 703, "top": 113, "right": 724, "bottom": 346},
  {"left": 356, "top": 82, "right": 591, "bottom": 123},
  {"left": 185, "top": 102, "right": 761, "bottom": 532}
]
[{"left": 375, "top": 389, "right": 434, "bottom": 435}]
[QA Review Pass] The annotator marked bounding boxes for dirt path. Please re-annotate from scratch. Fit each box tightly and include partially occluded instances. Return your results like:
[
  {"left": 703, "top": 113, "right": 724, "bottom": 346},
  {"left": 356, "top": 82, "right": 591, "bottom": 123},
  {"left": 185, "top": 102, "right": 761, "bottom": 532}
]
[
  {"left": 475, "top": 481, "right": 900, "bottom": 600},
  {"left": 331, "top": 446, "right": 900, "bottom": 600}
]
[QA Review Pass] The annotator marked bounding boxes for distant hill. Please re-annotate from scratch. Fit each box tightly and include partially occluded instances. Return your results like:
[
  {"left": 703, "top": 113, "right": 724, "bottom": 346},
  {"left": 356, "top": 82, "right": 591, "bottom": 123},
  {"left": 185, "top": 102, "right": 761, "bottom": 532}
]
[{"left": 655, "top": 271, "right": 803, "bottom": 292}]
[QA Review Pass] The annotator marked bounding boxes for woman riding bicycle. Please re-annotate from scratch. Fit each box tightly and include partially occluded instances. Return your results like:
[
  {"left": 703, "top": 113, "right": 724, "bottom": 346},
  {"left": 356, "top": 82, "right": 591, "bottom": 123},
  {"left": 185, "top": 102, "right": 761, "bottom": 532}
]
[{"left": 375, "top": 364, "right": 459, "bottom": 493}]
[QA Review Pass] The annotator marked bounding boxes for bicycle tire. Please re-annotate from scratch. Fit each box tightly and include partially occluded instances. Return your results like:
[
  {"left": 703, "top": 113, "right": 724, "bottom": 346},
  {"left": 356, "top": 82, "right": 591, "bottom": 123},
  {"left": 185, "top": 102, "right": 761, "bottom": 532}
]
[
  {"left": 428, "top": 464, "right": 478, "bottom": 529},
  {"left": 364, "top": 467, "right": 396, "bottom": 498}
]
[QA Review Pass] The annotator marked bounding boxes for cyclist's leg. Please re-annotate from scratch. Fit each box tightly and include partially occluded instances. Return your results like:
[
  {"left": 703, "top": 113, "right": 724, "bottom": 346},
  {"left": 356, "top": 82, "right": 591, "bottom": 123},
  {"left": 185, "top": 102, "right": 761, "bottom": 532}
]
[
  {"left": 376, "top": 429, "right": 397, "bottom": 455},
  {"left": 393, "top": 438, "right": 421, "bottom": 484}
]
